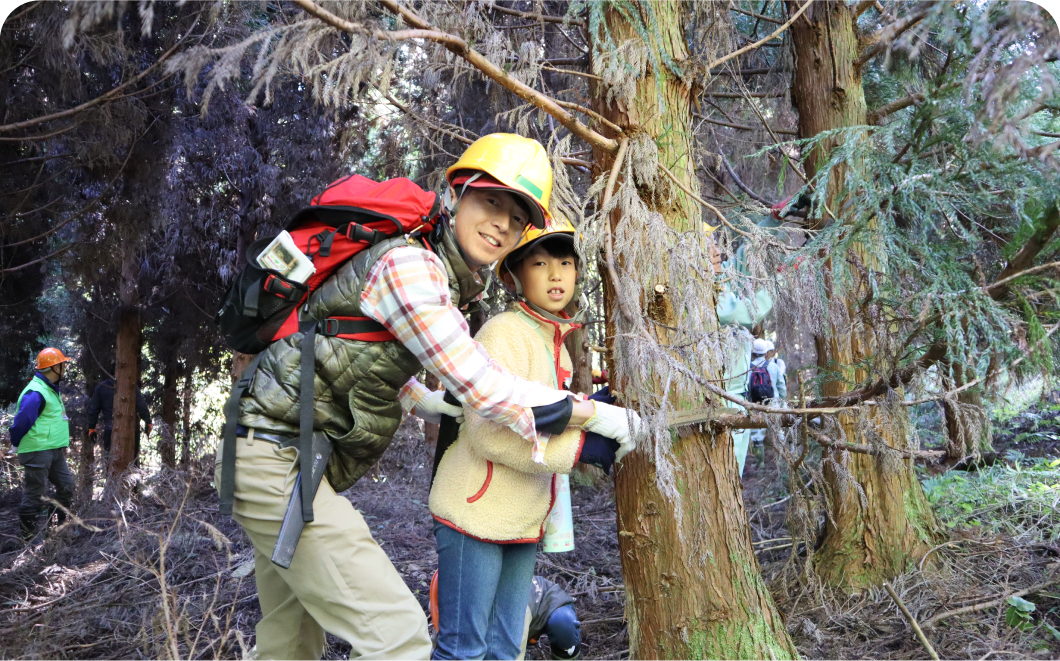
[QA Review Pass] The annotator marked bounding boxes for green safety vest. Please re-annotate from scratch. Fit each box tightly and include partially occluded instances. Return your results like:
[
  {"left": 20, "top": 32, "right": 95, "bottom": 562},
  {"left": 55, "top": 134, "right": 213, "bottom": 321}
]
[{"left": 15, "top": 376, "right": 70, "bottom": 454}]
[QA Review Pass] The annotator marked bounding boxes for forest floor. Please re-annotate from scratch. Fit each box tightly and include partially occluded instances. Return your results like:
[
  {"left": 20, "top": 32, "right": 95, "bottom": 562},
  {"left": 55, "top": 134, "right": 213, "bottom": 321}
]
[{"left": 0, "top": 409, "right": 1058, "bottom": 660}]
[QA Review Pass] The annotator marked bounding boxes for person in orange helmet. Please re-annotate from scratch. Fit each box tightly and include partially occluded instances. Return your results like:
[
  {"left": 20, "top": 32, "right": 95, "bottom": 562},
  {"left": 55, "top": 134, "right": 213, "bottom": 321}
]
[{"left": 7, "top": 348, "right": 76, "bottom": 542}]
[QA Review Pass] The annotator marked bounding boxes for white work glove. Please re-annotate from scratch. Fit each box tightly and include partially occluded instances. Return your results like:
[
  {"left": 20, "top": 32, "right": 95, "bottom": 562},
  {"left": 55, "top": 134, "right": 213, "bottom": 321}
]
[
  {"left": 413, "top": 390, "right": 464, "bottom": 424},
  {"left": 583, "top": 402, "right": 642, "bottom": 462}
]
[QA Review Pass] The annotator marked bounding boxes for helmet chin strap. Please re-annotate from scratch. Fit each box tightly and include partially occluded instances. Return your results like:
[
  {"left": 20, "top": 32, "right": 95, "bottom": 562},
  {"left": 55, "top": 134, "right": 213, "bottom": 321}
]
[
  {"left": 442, "top": 171, "right": 484, "bottom": 220},
  {"left": 504, "top": 262, "right": 587, "bottom": 325}
]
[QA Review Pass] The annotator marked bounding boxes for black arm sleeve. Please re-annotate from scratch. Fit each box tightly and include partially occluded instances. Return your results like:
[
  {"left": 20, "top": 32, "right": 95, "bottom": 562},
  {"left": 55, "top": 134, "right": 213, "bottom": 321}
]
[
  {"left": 530, "top": 396, "right": 573, "bottom": 436},
  {"left": 135, "top": 391, "right": 152, "bottom": 424},
  {"left": 86, "top": 386, "right": 101, "bottom": 428}
]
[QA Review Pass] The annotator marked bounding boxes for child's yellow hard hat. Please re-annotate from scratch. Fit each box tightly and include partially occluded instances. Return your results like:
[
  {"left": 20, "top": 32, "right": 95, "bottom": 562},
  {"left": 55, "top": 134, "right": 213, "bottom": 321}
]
[
  {"left": 446, "top": 133, "right": 553, "bottom": 229},
  {"left": 495, "top": 213, "right": 578, "bottom": 281}
]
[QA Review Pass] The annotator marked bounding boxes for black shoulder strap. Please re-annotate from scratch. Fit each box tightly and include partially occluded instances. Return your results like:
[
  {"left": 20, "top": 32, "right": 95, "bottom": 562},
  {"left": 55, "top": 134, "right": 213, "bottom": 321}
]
[
  {"left": 218, "top": 353, "right": 265, "bottom": 516},
  {"left": 298, "top": 319, "right": 317, "bottom": 522}
]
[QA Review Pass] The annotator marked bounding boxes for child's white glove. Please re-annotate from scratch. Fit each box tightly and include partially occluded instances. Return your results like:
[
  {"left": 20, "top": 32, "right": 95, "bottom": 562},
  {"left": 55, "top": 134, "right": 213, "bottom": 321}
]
[
  {"left": 583, "top": 402, "right": 642, "bottom": 462},
  {"left": 413, "top": 390, "right": 464, "bottom": 424}
]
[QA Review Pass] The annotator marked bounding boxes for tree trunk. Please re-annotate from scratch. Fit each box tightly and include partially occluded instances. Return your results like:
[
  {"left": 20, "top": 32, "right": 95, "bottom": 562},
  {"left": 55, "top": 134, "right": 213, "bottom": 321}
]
[
  {"left": 158, "top": 350, "right": 180, "bottom": 468},
  {"left": 789, "top": 1, "right": 941, "bottom": 589},
  {"left": 593, "top": 4, "right": 796, "bottom": 658},
  {"left": 76, "top": 429, "right": 94, "bottom": 507},
  {"left": 180, "top": 359, "right": 194, "bottom": 467},
  {"left": 109, "top": 244, "right": 142, "bottom": 480}
]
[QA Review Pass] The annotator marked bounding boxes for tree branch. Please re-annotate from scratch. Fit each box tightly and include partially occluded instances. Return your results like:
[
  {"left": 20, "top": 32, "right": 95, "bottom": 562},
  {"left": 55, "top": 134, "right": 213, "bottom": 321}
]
[
  {"left": 868, "top": 92, "right": 924, "bottom": 125},
  {"left": 694, "top": 111, "right": 797, "bottom": 135},
  {"left": 487, "top": 4, "right": 586, "bottom": 28},
  {"left": 987, "top": 204, "right": 1060, "bottom": 298},
  {"left": 0, "top": 242, "right": 80, "bottom": 273},
  {"left": 729, "top": 5, "right": 784, "bottom": 25},
  {"left": 0, "top": 13, "right": 199, "bottom": 133},
  {"left": 810, "top": 429, "right": 946, "bottom": 460},
  {"left": 922, "top": 574, "right": 1060, "bottom": 630},
  {"left": 295, "top": 0, "right": 618, "bottom": 152},
  {"left": 555, "top": 100, "right": 624, "bottom": 134},
  {"left": 855, "top": 5, "right": 933, "bottom": 69},
  {"left": 602, "top": 138, "right": 636, "bottom": 322},
  {"left": 705, "top": 0, "right": 814, "bottom": 72},
  {"left": 884, "top": 583, "right": 941, "bottom": 661},
  {"left": 853, "top": 0, "right": 876, "bottom": 19},
  {"left": 719, "top": 151, "right": 775, "bottom": 206}
]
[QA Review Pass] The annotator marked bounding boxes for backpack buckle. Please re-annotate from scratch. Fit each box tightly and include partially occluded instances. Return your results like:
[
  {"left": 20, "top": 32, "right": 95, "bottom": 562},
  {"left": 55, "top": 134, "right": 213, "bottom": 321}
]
[
  {"left": 321, "top": 318, "right": 340, "bottom": 336},
  {"left": 264, "top": 274, "right": 299, "bottom": 300}
]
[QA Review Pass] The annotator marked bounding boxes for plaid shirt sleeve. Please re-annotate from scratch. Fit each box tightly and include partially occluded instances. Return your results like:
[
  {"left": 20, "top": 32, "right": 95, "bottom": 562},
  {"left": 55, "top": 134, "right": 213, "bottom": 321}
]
[{"left": 360, "top": 246, "right": 567, "bottom": 445}]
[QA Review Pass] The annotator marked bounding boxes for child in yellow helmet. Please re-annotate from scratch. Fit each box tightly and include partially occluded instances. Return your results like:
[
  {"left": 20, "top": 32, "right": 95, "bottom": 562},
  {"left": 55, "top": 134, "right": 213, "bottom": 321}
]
[{"left": 428, "top": 219, "right": 636, "bottom": 660}]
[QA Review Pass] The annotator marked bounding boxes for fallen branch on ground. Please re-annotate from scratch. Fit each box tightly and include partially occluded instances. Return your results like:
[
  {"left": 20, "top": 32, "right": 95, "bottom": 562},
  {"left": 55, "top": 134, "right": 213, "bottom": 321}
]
[{"left": 885, "top": 582, "right": 941, "bottom": 661}]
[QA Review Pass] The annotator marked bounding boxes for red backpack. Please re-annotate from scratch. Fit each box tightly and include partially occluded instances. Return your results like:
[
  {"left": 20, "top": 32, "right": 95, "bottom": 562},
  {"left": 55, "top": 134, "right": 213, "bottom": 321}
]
[
  {"left": 217, "top": 175, "right": 440, "bottom": 537},
  {"left": 216, "top": 174, "right": 439, "bottom": 353}
]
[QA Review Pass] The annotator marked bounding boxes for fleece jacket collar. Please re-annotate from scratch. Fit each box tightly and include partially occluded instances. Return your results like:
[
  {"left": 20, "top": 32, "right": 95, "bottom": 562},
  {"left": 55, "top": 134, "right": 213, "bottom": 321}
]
[{"left": 515, "top": 301, "right": 581, "bottom": 389}]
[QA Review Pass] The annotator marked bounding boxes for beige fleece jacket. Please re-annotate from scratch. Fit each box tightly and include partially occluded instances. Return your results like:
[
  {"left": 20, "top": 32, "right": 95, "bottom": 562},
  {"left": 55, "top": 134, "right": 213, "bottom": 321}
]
[{"left": 429, "top": 303, "right": 585, "bottom": 542}]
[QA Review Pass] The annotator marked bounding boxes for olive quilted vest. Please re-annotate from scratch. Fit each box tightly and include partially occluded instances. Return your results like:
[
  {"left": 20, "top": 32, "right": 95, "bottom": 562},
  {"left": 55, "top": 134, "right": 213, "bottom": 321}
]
[{"left": 237, "top": 231, "right": 486, "bottom": 492}]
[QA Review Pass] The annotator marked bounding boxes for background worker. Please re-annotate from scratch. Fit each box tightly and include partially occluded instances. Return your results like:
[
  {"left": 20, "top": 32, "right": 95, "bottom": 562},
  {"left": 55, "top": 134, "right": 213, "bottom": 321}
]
[
  {"left": 86, "top": 365, "right": 153, "bottom": 461},
  {"left": 712, "top": 239, "right": 773, "bottom": 476},
  {"left": 747, "top": 338, "right": 787, "bottom": 465},
  {"left": 7, "top": 348, "right": 76, "bottom": 542}
]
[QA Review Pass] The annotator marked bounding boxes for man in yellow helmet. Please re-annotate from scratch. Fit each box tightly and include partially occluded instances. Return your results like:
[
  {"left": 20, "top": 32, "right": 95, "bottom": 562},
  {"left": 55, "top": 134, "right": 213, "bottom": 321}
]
[
  {"left": 222, "top": 133, "right": 642, "bottom": 659},
  {"left": 7, "top": 348, "right": 76, "bottom": 543}
]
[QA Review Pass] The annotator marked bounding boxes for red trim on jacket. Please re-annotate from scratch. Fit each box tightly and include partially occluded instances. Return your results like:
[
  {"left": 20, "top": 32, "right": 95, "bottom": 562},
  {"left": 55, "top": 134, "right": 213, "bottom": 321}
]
[
  {"left": 516, "top": 301, "right": 581, "bottom": 389},
  {"left": 466, "top": 460, "right": 493, "bottom": 503},
  {"left": 432, "top": 514, "right": 545, "bottom": 544}
]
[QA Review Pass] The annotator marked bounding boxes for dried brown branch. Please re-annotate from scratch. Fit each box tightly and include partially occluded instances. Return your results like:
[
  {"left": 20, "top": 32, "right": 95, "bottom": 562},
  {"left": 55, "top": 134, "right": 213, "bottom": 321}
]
[
  {"left": 0, "top": 13, "right": 200, "bottom": 133},
  {"left": 693, "top": 111, "right": 797, "bottom": 134},
  {"left": 705, "top": 90, "right": 787, "bottom": 99},
  {"left": 853, "top": 0, "right": 876, "bottom": 19},
  {"left": 868, "top": 92, "right": 925, "bottom": 125},
  {"left": 987, "top": 204, "right": 1060, "bottom": 297},
  {"left": 856, "top": 5, "right": 934, "bottom": 69},
  {"left": 719, "top": 151, "right": 775, "bottom": 206},
  {"left": 602, "top": 137, "right": 635, "bottom": 322},
  {"left": 368, "top": 0, "right": 618, "bottom": 151},
  {"left": 555, "top": 100, "right": 624, "bottom": 134},
  {"left": 487, "top": 4, "right": 586, "bottom": 28},
  {"left": 710, "top": 67, "right": 792, "bottom": 76},
  {"left": 382, "top": 91, "right": 473, "bottom": 145},
  {"left": 884, "top": 583, "right": 941, "bottom": 661},
  {"left": 921, "top": 573, "right": 1060, "bottom": 630},
  {"left": 810, "top": 429, "right": 946, "bottom": 460},
  {"left": 0, "top": 241, "right": 80, "bottom": 273},
  {"left": 729, "top": 5, "right": 784, "bottom": 25},
  {"left": 704, "top": 0, "right": 814, "bottom": 71}
]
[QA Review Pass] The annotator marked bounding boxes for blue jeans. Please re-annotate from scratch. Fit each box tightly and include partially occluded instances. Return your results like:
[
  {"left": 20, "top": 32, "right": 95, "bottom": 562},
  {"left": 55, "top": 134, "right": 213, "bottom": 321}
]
[{"left": 432, "top": 521, "right": 538, "bottom": 660}]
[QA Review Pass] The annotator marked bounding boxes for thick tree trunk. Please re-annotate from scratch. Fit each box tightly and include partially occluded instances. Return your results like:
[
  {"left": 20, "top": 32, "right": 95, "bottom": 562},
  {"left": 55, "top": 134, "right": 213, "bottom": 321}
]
[
  {"left": 593, "top": 4, "right": 796, "bottom": 658},
  {"left": 109, "top": 245, "right": 142, "bottom": 480},
  {"left": 158, "top": 350, "right": 180, "bottom": 468},
  {"left": 180, "top": 360, "right": 194, "bottom": 468},
  {"left": 789, "top": 1, "right": 941, "bottom": 589}
]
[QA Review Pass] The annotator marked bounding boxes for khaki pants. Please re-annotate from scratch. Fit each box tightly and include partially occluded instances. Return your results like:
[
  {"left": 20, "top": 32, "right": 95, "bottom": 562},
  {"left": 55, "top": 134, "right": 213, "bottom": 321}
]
[{"left": 217, "top": 434, "right": 431, "bottom": 660}]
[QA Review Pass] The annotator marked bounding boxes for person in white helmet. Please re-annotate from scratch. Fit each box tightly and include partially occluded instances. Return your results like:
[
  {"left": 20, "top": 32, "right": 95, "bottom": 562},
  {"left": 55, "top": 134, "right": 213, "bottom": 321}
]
[{"left": 747, "top": 338, "right": 787, "bottom": 464}]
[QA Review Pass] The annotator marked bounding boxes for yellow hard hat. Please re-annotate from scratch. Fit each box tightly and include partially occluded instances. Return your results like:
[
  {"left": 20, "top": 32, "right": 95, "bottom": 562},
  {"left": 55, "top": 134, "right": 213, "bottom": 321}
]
[
  {"left": 496, "top": 213, "right": 577, "bottom": 280},
  {"left": 446, "top": 133, "right": 553, "bottom": 229},
  {"left": 35, "top": 347, "right": 72, "bottom": 370}
]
